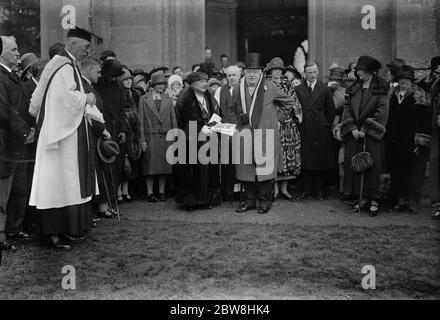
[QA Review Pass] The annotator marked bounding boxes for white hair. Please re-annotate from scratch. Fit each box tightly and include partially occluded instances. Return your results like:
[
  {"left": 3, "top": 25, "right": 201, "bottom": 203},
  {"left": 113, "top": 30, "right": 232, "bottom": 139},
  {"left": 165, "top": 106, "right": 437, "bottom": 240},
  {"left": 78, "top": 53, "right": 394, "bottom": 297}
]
[{"left": 225, "top": 65, "right": 240, "bottom": 75}]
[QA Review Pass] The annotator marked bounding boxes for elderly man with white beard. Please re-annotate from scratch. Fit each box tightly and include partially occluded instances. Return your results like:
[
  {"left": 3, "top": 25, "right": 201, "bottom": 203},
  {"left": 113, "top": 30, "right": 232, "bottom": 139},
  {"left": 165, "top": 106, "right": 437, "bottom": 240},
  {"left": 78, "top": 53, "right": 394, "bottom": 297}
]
[{"left": 233, "top": 53, "right": 293, "bottom": 215}]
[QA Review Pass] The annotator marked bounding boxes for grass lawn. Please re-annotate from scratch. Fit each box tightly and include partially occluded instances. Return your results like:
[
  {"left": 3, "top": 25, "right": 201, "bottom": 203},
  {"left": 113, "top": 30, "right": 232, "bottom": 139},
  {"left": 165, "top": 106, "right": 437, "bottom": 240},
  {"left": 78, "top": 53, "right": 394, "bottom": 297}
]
[{"left": 1, "top": 199, "right": 439, "bottom": 299}]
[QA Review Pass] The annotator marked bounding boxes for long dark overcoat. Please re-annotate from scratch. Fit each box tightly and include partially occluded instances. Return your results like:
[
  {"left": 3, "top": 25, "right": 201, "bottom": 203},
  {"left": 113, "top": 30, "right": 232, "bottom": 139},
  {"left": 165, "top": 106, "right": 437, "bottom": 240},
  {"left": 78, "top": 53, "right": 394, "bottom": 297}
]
[
  {"left": 340, "top": 76, "right": 389, "bottom": 200},
  {"left": 295, "top": 80, "right": 336, "bottom": 170}
]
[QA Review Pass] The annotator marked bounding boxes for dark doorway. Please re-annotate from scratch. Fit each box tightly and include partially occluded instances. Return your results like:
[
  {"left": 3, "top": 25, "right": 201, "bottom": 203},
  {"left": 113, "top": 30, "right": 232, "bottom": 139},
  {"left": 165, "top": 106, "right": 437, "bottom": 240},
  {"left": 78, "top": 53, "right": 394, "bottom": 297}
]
[{"left": 237, "top": 0, "right": 308, "bottom": 66}]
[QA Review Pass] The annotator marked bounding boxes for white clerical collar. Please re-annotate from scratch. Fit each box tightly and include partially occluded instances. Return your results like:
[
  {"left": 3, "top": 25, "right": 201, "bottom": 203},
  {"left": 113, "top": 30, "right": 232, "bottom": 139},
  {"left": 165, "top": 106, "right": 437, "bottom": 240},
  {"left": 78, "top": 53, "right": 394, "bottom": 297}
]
[
  {"left": 0, "top": 62, "right": 12, "bottom": 73},
  {"left": 82, "top": 76, "right": 91, "bottom": 85}
]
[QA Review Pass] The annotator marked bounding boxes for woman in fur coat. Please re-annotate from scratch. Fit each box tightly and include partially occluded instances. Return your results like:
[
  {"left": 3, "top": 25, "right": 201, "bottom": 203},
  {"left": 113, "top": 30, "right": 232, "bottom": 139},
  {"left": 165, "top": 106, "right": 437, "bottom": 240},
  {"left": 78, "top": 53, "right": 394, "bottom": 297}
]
[{"left": 340, "top": 56, "right": 389, "bottom": 216}]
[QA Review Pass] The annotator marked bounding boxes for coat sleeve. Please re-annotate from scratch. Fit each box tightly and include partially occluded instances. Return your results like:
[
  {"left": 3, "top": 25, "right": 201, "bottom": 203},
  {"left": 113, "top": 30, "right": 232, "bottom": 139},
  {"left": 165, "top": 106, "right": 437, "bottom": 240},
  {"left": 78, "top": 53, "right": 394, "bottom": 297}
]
[
  {"left": 0, "top": 79, "right": 31, "bottom": 139},
  {"left": 340, "top": 88, "right": 358, "bottom": 139},
  {"left": 324, "top": 86, "right": 336, "bottom": 127},
  {"left": 138, "top": 97, "right": 146, "bottom": 143},
  {"left": 360, "top": 92, "right": 389, "bottom": 141}
]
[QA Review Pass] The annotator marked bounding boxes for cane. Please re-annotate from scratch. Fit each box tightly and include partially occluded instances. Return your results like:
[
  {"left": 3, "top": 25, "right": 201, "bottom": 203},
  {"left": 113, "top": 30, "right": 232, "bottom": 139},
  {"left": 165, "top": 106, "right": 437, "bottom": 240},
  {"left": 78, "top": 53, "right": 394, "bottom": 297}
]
[
  {"left": 358, "top": 137, "right": 367, "bottom": 215},
  {"left": 108, "top": 164, "right": 121, "bottom": 222}
]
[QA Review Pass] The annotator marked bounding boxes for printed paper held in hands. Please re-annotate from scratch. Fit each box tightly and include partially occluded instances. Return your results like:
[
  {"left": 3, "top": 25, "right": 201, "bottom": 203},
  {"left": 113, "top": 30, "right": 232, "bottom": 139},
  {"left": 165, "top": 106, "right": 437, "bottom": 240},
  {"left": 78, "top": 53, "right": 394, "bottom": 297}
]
[{"left": 208, "top": 113, "right": 237, "bottom": 137}]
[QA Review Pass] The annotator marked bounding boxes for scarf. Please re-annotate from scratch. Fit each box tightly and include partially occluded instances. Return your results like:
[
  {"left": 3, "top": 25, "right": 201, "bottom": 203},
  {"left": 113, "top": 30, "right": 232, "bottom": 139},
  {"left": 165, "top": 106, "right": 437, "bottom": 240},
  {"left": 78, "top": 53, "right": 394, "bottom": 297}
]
[{"left": 237, "top": 74, "right": 265, "bottom": 128}]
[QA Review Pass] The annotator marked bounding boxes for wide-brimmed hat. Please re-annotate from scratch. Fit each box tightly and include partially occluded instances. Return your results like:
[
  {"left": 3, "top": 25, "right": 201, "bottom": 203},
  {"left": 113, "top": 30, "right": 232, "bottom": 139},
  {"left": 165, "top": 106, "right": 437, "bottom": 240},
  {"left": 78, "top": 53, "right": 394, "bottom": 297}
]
[
  {"left": 20, "top": 53, "right": 39, "bottom": 73},
  {"left": 119, "top": 69, "right": 133, "bottom": 82},
  {"left": 264, "top": 57, "right": 285, "bottom": 73},
  {"left": 327, "top": 67, "right": 345, "bottom": 81},
  {"left": 185, "top": 72, "right": 209, "bottom": 85},
  {"left": 354, "top": 56, "right": 382, "bottom": 73},
  {"left": 151, "top": 71, "right": 167, "bottom": 86},
  {"left": 395, "top": 65, "right": 415, "bottom": 82},
  {"left": 97, "top": 137, "right": 120, "bottom": 164},
  {"left": 386, "top": 58, "right": 406, "bottom": 69},
  {"left": 245, "top": 53, "right": 264, "bottom": 69}
]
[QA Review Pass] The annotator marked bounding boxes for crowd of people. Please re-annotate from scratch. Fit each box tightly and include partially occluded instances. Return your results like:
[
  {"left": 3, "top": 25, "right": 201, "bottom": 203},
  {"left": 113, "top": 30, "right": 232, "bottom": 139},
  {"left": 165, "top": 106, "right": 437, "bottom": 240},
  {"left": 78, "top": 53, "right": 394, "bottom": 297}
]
[{"left": 1, "top": 27, "right": 440, "bottom": 253}]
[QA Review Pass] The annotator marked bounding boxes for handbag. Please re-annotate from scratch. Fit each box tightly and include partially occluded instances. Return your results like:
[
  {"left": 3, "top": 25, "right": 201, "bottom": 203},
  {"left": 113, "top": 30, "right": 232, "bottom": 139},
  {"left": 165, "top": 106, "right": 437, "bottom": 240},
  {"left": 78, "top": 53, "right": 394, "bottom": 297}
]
[{"left": 351, "top": 137, "right": 373, "bottom": 173}]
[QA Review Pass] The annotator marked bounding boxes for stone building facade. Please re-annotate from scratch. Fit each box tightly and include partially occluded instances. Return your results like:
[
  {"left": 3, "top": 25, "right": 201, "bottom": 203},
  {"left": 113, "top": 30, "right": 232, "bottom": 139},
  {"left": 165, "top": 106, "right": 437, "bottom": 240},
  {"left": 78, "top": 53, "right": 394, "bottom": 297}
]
[{"left": 40, "top": 0, "right": 440, "bottom": 78}]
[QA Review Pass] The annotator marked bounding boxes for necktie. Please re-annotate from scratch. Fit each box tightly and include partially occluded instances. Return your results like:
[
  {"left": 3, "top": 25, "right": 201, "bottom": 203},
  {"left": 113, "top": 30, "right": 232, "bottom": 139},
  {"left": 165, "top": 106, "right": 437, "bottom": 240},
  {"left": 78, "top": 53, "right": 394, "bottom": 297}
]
[{"left": 308, "top": 82, "right": 313, "bottom": 93}]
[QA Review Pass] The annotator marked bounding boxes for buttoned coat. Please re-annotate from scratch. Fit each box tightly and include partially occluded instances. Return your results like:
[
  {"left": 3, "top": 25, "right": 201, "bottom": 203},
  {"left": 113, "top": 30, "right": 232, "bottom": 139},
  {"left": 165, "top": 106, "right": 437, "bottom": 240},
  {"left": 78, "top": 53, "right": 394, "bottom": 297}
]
[
  {"left": 138, "top": 92, "right": 178, "bottom": 176},
  {"left": 295, "top": 80, "right": 336, "bottom": 170}
]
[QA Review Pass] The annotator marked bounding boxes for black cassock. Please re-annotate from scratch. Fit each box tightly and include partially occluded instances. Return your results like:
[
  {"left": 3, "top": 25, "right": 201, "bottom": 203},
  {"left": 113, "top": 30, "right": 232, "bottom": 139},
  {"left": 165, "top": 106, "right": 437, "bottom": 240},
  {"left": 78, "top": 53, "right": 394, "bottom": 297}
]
[{"left": 175, "top": 88, "right": 221, "bottom": 208}]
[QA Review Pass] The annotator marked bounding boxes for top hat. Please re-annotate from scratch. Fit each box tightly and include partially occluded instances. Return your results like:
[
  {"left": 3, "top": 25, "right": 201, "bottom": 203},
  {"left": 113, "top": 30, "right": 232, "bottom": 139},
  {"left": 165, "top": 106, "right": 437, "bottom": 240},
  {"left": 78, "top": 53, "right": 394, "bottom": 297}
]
[
  {"left": 245, "top": 53, "right": 264, "bottom": 69},
  {"left": 395, "top": 65, "right": 415, "bottom": 82},
  {"left": 97, "top": 137, "right": 120, "bottom": 164},
  {"left": 150, "top": 71, "right": 167, "bottom": 86},
  {"left": 20, "top": 53, "right": 39, "bottom": 73},
  {"left": 355, "top": 56, "right": 382, "bottom": 73},
  {"left": 264, "top": 57, "right": 285, "bottom": 73},
  {"left": 327, "top": 67, "right": 345, "bottom": 81}
]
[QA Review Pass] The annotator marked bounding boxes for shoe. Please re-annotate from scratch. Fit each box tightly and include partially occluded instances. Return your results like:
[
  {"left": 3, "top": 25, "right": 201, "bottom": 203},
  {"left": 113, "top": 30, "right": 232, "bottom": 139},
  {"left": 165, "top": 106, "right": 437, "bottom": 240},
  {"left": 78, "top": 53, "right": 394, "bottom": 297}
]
[
  {"left": 158, "top": 193, "right": 167, "bottom": 202},
  {"left": 369, "top": 202, "right": 380, "bottom": 217},
  {"left": 431, "top": 211, "right": 440, "bottom": 220},
  {"left": 147, "top": 194, "right": 158, "bottom": 203},
  {"left": 44, "top": 235, "right": 71, "bottom": 250},
  {"left": 60, "top": 233, "right": 85, "bottom": 242},
  {"left": 0, "top": 240, "right": 18, "bottom": 251},
  {"left": 236, "top": 205, "right": 256, "bottom": 213},
  {"left": 99, "top": 210, "right": 113, "bottom": 219},
  {"left": 280, "top": 192, "right": 294, "bottom": 201},
  {"left": 6, "top": 231, "right": 32, "bottom": 241},
  {"left": 257, "top": 206, "right": 270, "bottom": 214},
  {"left": 122, "top": 194, "right": 133, "bottom": 203},
  {"left": 349, "top": 201, "right": 368, "bottom": 213}
]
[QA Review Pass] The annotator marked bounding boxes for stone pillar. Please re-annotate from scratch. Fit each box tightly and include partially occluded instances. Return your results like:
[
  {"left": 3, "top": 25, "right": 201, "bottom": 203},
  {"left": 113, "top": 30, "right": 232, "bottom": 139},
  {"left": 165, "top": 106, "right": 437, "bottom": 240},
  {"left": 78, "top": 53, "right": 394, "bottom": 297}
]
[{"left": 394, "top": 0, "right": 440, "bottom": 69}]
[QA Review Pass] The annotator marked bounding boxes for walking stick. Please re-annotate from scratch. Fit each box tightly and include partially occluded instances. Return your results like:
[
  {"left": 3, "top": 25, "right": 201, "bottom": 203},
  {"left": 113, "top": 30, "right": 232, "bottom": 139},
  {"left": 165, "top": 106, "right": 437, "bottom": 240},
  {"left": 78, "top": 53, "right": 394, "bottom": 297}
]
[
  {"left": 108, "top": 164, "right": 121, "bottom": 222},
  {"left": 358, "top": 137, "right": 367, "bottom": 215},
  {"left": 101, "top": 168, "right": 115, "bottom": 217}
]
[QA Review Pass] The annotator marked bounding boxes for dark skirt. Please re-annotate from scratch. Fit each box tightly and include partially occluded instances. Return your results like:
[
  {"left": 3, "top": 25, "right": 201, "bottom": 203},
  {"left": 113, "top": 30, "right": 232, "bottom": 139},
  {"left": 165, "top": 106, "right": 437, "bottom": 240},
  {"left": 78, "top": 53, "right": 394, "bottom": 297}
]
[{"left": 38, "top": 202, "right": 93, "bottom": 235}]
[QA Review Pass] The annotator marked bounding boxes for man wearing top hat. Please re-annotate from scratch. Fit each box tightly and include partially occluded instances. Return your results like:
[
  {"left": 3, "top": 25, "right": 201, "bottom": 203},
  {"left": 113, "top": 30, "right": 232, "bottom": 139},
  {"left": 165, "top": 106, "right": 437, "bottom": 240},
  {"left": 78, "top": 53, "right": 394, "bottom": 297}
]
[
  {"left": 29, "top": 27, "right": 100, "bottom": 249},
  {"left": 233, "top": 53, "right": 293, "bottom": 215}
]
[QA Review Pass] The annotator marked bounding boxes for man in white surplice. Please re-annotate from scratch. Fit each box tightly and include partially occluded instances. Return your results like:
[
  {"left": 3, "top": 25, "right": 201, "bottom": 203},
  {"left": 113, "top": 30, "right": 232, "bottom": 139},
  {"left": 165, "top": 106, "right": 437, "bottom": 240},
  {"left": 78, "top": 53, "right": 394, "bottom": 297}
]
[{"left": 29, "top": 27, "right": 101, "bottom": 250}]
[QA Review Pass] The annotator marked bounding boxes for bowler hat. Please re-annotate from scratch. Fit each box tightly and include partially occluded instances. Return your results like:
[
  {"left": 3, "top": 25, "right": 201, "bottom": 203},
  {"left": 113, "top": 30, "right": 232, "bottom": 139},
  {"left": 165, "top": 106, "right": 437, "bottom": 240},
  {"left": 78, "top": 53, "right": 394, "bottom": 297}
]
[
  {"left": 355, "top": 56, "right": 382, "bottom": 73},
  {"left": 264, "top": 57, "right": 285, "bottom": 73},
  {"left": 395, "top": 65, "right": 415, "bottom": 82},
  {"left": 20, "top": 53, "right": 39, "bottom": 73},
  {"left": 97, "top": 137, "right": 120, "bottom": 164},
  {"left": 327, "top": 67, "right": 345, "bottom": 81},
  {"left": 151, "top": 71, "right": 167, "bottom": 86},
  {"left": 245, "top": 53, "right": 264, "bottom": 69}
]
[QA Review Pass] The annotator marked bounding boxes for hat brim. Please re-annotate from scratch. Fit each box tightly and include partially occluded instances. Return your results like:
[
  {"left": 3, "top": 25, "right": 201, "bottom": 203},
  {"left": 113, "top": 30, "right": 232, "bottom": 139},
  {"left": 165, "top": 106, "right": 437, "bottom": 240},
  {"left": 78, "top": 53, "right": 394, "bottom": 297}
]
[
  {"left": 151, "top": 81, "right": 167, "bottom": 86},
  {"left": 97, "top": 138, "right": 118, "bottom": 164}
]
